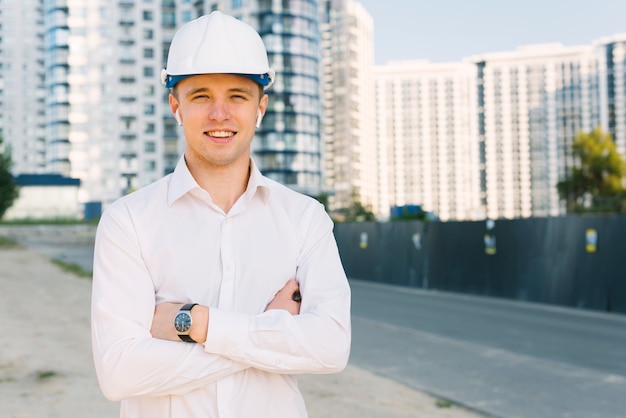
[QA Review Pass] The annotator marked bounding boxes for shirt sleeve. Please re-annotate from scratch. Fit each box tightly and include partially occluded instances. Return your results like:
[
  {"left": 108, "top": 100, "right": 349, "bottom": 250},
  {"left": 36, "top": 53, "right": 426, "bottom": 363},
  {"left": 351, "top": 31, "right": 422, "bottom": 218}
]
[
  {"left": 203, "top": 202, "right": 352, "bottom": 374},
  {"left": 91, "top": 202, "right": 247, "bottom": 401}
]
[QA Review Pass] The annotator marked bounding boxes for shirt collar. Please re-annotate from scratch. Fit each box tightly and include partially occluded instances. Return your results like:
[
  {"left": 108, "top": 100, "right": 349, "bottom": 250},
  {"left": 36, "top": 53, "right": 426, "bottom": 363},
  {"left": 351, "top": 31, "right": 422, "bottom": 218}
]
[
  {"left": 167, "top": 156, "right": 271, "bottom": 207},
  {"left": 245, "top": 158, "right": 271, "bottom": 204}
]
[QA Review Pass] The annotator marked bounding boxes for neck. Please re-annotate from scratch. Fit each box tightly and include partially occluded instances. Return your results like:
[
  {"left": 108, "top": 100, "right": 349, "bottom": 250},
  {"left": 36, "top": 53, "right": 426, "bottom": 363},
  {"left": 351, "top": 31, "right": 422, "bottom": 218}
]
[{"left": 185, "top": 156, "right": 251, "bottom": 213}]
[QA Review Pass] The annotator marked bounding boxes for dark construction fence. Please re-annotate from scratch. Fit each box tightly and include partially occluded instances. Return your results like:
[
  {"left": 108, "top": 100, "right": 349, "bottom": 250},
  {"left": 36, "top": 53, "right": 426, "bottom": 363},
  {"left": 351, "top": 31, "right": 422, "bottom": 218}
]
[{"left": 333, "top": 215, "right": 626, "bottom": 314}]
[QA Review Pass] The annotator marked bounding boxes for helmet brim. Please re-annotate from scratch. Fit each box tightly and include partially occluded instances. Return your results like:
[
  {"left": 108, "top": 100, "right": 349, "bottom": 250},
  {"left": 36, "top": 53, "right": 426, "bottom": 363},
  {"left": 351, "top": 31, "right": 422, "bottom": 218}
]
[{"left": 163, "top": 72, "right": 273, "bottom": 89}]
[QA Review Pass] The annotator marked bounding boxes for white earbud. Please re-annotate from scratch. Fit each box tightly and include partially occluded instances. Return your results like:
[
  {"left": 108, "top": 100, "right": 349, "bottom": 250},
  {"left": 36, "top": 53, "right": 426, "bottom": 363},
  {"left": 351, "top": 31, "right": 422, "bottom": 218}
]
[
  {"left": 174, "top": 109, "right": 182, "bottom": 126},
  {"left": 255, "top": 111, "right": 263, "bottom": 128}
]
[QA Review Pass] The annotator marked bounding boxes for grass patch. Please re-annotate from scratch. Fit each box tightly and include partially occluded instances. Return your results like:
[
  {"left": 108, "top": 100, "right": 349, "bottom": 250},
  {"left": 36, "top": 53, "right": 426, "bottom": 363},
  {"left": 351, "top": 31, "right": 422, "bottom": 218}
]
[
  {"left": 36, "top": 370, "right": 57, "bottom": 380},
  {"left": 51, "top": 258, "right": 92, "bottom": 278},
  {"left": 436, "top": 399, "right": 453, "bottom": 409},
  {"left": 0, "top": 218, "right": 99, "bottom": 226},
  {"left": 0, "top": 235, "right": 19, "bottom": 248}
]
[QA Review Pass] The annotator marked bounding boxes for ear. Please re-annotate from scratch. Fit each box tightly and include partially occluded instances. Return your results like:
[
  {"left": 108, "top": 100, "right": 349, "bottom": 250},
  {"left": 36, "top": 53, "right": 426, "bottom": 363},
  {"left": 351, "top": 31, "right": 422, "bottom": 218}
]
[
  {"left": 169, "top": 94, "right": 182, "bottom": 126},
  {"left": 256, "top": 94, "right": 268, "bottom": 129}
]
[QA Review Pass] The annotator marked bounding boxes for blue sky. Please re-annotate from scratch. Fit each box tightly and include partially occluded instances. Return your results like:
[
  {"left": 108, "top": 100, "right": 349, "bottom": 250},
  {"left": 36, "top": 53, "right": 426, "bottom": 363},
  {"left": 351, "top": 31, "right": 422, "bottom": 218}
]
[{"left": 356, "top": 0, "right": 626, "bottom": 64}]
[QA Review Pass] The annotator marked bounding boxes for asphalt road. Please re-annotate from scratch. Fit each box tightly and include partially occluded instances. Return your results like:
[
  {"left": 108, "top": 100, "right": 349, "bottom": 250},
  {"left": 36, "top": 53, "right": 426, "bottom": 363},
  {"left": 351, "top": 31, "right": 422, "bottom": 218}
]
[
  {"left": 2, "top": 225, "right": 625, "bottom": 417},
  {"left": 349, "top": 280, "right": 626, "bottom": 418}
]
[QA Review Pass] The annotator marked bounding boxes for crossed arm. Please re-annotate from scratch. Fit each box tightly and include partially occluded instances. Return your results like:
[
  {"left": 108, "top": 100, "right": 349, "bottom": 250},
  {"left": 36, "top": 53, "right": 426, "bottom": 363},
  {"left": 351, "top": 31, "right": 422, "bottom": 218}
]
[{"left": 150, "top": 279, "right": 302, "bottom": 344}]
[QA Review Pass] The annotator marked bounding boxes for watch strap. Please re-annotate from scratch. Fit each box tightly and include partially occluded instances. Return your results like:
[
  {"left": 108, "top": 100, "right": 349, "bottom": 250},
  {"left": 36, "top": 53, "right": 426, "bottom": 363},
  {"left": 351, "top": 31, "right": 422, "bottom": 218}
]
[
  {"left": 181, "top": 303, "right": 198, "bottom": 311},
  {"left": 178, "top": 334, "right": 195, "bottom": 343}
]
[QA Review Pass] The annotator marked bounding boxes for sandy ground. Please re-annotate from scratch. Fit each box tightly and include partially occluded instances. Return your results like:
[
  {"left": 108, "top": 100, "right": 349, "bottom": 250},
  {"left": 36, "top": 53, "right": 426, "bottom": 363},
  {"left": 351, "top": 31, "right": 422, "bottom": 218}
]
[{"left": 0, "top": 238, "right": 484, "bottom": 417}]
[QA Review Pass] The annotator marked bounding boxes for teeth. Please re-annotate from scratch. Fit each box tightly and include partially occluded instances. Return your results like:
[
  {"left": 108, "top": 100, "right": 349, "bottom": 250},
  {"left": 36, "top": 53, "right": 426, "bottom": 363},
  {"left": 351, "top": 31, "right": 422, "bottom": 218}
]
[{"left": 207, "top": 131, "right": 234, "bottom": 138}]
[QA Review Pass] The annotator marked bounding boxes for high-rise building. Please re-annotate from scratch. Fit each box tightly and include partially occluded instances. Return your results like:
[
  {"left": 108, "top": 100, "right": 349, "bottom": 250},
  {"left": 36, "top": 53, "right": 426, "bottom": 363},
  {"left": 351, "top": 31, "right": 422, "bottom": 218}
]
[
  {"left": 65, "top": 1, "right": 171, "bottom": 206},
  {"left": 0, "top": 0, "right": 46, "bottom": 174},
  {"left": 319, "top": 0, "right": 376, "bottom": 216},
  {"left": 470, "top": 44, "right": 602, "bottom": 218},
  {"left": 596, "top": 34, "right": 626, "bottom": 156},
  {"left": 16, "top": 0, "right": 173, "bottom": 207},
  {"left": 375, "top": 60, "right": 480, "bottom": 220}
]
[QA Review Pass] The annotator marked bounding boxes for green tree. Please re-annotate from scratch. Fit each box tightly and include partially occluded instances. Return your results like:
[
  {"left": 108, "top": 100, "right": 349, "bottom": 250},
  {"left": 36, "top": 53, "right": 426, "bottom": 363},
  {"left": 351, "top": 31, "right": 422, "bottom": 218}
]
[
  {"left": 329, "top": 190, "right": 376, "bottom": 222},
  {"left": 315, "top": 191, "right": 330, "bottom": 213},
  {"left": 0, "top": 136, "right": 19, "bottom": 220},
  {"left": 340, "top": 199, "right": 376, "bottom": 222},
  {"left": 557, "top": 127, "right": 626, "bottom": 213}
]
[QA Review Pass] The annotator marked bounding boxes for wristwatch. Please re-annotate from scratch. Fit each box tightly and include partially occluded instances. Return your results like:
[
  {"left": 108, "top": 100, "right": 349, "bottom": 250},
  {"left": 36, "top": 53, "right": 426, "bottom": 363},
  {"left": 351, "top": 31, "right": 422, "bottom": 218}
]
[{"left": 174, "top": 303, "right": 198, "bottom": 342}]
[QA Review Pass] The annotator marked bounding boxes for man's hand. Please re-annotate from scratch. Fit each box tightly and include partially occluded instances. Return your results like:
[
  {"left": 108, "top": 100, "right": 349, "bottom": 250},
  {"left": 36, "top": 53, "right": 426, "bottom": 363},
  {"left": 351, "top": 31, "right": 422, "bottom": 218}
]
[
  {"left": 150, "top": 303, "right": 209, "bottom": 344},
  {"left": 265, "top": 279, "right": 301, "bottom": 315}
]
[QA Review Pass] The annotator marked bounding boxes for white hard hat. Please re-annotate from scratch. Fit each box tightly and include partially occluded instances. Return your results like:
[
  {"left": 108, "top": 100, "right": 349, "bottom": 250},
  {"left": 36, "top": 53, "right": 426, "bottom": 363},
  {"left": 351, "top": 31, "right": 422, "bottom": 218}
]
[{"left": 161, "top": 11, "right": 275, "bottom": 89}]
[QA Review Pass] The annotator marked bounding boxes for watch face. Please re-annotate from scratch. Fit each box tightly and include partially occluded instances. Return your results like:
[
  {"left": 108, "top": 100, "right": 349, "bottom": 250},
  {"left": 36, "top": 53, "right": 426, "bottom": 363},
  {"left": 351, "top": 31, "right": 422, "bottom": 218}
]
[{"left": 174, "top": 312, "right": 192, "bottom": 333}]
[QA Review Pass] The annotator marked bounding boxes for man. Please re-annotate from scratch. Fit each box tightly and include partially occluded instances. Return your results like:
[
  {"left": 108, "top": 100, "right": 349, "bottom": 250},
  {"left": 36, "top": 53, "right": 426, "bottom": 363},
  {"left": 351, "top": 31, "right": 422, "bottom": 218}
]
[{"left": 91, "top": 11, "right": 351, "bottom": 418}]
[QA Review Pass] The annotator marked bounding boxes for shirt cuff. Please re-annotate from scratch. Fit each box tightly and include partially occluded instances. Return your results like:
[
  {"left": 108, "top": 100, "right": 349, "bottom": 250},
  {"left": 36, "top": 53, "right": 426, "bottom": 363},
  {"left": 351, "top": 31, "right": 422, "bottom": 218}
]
[{"left": 203, "top": 308, "right": 249, "bottom": 356}]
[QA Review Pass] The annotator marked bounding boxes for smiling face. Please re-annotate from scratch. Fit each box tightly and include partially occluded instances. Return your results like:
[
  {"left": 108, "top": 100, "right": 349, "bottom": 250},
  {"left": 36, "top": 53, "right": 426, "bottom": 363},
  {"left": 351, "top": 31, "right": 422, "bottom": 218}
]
[{"left": 170, "top": 73, "right": 267, "bottom": 173}]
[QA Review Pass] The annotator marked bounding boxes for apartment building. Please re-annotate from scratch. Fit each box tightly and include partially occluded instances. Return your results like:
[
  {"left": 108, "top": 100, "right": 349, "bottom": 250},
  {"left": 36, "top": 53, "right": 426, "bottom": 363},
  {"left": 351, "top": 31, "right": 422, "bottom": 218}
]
[
  {"left": 0, "top": 0, "right": 46, "bottom": 174},
  {"left": 597, "top": 34, "right": 626, "bottom": 156},
  {"left": 374, "top": 36, "right": 626, "bottom": 221},
  {"left": 374, "top": 60, "right": 480, "bottom": 220},
  {"left": 471, "top": 43, "right": 603, "bottom": 218},
  {"left": 319, "top": 0, "right": 376, "bottom": 215},
  {"left": 64, "top": 1, "right": 171, "bottom": 206}
]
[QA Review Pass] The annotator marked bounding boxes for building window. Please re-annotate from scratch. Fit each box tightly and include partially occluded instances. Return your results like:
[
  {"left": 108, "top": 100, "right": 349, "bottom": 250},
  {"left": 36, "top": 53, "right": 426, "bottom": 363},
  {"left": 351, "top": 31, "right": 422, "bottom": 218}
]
[
  {"left": 163, "top": 12, "right": 175, "bottom": 27},
  {"left": 145, "top": 141, "right": 156, "bottom": 152},
  {"left": 143, "top": 29, "right": 153, "bottom": 40},
  {"left": 144, "top": 104, "right": 155, "bottom": 115},
  {"left": 143, "top": 48, "right": 154, "bottom": 58},
  {"left": 145, "top": 122, "right": 155, "bottom": 133},
  {"left": 145, "top": 160, "right": 156, "bottom": 171},
  {"left": 143, "top": 66, "right": 154, "bottom": 77},
  {"left": 143, "top": 10, "right": 153, "bottom": 21},
  {"left": 99, "top": 7, "right": 112, "bottom": 19},
  {"left": 144, "top": 85, "right": 155, "bottom": 96}
]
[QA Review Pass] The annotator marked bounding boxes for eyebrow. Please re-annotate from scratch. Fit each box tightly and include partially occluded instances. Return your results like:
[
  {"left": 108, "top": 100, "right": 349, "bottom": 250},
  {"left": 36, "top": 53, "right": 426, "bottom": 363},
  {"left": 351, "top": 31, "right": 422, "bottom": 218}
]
[
  {"left": 185, "top": 87, "right": 209, "bottom": 99},
  {"left": 185, "top": 86, "right": 255, "bottom": 99}
]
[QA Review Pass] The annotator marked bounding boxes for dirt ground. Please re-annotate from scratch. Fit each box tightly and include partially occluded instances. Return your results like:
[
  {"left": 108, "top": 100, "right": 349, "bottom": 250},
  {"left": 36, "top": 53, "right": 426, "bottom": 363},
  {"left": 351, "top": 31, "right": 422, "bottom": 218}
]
[{"left": 0, "top": 238, "right": 483, "bottom": 417}]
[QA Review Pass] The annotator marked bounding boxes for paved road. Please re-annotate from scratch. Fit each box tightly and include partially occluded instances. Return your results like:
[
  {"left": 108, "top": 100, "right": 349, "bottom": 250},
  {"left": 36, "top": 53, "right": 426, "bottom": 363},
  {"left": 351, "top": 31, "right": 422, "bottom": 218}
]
[
  {"left": 349, "top": 280, "right": 626, "bottom": 418},
  {"left": 2, "top": 225, "right": 625, "bottom": 417}
]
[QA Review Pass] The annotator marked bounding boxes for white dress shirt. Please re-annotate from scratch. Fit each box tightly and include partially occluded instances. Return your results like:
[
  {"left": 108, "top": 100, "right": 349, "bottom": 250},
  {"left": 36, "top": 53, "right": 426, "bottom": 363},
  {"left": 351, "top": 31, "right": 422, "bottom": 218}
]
[{"left": 91, "top": 157, "right": 351, "bottom": 418}]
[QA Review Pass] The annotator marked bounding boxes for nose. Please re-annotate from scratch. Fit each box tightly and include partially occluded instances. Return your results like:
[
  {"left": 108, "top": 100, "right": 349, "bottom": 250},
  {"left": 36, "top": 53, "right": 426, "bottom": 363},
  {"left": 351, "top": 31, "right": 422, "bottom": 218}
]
[{"left": 207, "top": 99, "right": 230, "bottom": 121}]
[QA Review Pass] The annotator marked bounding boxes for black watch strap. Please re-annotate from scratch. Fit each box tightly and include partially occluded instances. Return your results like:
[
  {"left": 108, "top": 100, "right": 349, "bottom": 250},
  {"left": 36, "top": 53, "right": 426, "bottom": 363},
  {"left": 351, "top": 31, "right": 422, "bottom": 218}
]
[
  {"left": 181, "top": 303, "right": 198, "bottom": 311},
  {"left": 179, "top": 334, "right": 195, "bottom": 343}
]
